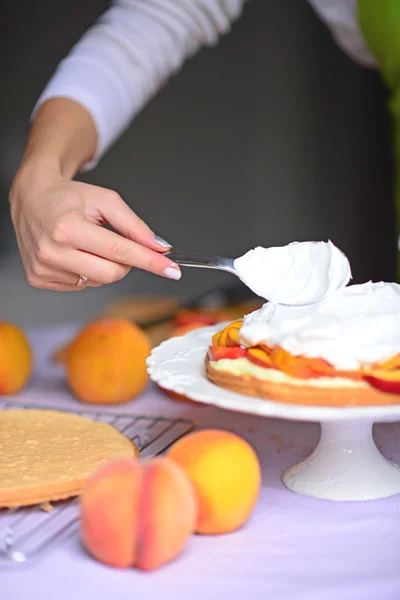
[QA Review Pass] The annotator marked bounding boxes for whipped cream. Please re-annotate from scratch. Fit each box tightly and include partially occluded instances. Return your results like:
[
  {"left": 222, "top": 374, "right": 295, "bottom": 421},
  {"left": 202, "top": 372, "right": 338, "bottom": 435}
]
[
  {"left": 239, "top": 281, "right": 400, "bottom": 370},
  {"left": 234, "top": 241, "right": 351, "bottom": 304}
]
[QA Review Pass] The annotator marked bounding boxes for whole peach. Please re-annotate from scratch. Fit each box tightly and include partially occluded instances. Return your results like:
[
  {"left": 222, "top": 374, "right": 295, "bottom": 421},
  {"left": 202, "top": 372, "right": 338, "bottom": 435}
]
[
  {"left": 0, "top": 322, "right": 32, "bottom": 394},
  {"left": 67, "top": 318, "right": 151, "bottom": 404},
  {"left": 80, "top": 457, "right": 197, "bottom": 570},
  {"left": 168, "top": 429, "right": 261, "bottom": 534}
]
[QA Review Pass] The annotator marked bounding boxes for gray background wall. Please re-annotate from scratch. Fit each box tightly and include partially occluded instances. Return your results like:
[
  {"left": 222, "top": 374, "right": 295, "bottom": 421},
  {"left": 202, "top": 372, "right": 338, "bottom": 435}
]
[{"left": 0, "top": 0, "right": 395, "bottom": 326}]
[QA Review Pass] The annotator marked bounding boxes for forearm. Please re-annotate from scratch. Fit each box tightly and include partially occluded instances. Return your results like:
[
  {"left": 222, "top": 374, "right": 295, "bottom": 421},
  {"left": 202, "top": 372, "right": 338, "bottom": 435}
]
[
  {"left": 9, "top": 95, "right": 179, "bottom": 291},
  {"left": 33, "top": 0, "right": 247, "bottom": 169},
  {"left": 19, "top": 98, "right": 97, "bottom": 181}
]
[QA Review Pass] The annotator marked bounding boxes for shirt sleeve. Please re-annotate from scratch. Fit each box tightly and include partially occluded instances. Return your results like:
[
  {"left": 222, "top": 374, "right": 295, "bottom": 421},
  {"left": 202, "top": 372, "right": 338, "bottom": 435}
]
[
  {"left": 307, "top": 0, "right": 376, "bottom": 67},
  {"left": 33, "top": 0, "right": 248, "bottom": 170}
]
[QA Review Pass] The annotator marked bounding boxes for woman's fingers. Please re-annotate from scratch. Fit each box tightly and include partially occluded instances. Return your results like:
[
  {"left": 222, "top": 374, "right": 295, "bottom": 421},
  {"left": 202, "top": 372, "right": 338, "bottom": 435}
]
[
  {"left": 45, "top": 248, "right": 131, "bottom": 285},
  {"left": 26, "top": 265, "right": 102, "bottom": 289},
  {"left": 57, "top": 218, "right": 181, "bottom": 279},
  {"left": 11, "top": 170, "right": 180, "bottom": 292},
  {"left": 95, "top": 190, "right": 173, "bottom": 252},
  {"left": 30, "top": 279, "right": 101, "bottom": 291}
]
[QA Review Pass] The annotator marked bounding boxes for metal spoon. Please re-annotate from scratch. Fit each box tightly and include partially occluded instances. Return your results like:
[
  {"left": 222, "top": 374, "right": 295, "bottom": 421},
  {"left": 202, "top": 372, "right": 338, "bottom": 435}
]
[{"left": 166, "top": 252, "right": 236, "bottom": 275}]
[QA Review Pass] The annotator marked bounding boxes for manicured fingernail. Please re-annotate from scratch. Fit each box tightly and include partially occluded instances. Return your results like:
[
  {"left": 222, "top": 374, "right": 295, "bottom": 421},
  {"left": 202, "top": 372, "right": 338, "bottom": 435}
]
[
  {"left": 154, "top": 235, "right": 172, "bottom": 249},
  {"left": 164, "top": 264, "right": 181, "bottom": 280}
]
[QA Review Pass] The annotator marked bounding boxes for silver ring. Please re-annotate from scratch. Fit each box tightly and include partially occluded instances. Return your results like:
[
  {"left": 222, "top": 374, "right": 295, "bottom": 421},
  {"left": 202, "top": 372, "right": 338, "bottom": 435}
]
[{"left": 76, "top": 275, "right": 88, "bottom": 287}]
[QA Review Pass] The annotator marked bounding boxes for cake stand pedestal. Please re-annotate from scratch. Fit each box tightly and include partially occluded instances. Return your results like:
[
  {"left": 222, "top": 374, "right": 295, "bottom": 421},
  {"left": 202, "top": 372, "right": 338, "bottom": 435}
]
[
  {"left": 282, "top": 420, "right": 400, "bottom": 501},
  {"left": 147, "top": 325, "right": 400, "bottom": 502}
]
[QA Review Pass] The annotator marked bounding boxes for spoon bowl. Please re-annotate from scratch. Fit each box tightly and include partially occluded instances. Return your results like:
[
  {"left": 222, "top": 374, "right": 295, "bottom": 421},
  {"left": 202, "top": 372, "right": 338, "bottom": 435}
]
[{"left": 166, "top": 251, "right": 317, "bottom": 307}]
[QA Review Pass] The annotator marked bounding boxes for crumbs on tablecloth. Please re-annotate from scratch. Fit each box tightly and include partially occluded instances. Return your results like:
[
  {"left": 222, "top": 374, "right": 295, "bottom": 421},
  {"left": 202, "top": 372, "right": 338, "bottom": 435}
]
[{"left": 40, "top": 502, "right": 53, "bottom": 513}]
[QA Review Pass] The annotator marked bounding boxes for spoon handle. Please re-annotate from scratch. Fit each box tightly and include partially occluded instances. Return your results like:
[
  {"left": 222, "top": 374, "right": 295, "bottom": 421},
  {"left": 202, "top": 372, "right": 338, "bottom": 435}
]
[{"left": 166, "top": 252, "right": 236, "bottom": 274}]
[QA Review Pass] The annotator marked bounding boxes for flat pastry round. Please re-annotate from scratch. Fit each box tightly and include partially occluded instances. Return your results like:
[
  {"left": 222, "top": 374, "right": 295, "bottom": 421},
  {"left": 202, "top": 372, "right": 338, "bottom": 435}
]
[
  {"left": 205, "top": 357, "right": 400, "bottom": 407},
  {"left": 0, "top": 409, "right": 139, "bottom": 508}
]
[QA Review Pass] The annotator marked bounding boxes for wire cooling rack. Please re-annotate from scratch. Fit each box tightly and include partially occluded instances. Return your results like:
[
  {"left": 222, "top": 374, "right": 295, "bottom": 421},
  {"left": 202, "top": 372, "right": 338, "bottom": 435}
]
[{"left": 0, "top": 400, "right": 194, "bottom": 566}]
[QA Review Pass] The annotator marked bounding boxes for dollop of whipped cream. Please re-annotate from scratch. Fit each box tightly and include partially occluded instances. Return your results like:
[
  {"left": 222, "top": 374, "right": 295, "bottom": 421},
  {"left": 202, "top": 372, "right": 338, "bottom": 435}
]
[
  {"left": 239, "top": 282, "right": 400, "bottom": 370},
  {"left": 234, "top": 241, "right": 351, "bottom": 304}
]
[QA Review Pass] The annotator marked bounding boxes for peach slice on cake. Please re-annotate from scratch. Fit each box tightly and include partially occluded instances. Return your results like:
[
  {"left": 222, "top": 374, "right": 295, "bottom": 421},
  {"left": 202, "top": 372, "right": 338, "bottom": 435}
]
[
  {"left": 211, "top": 331, "right": 222, "bottom": 346},
  {"left": 208, "top": 346, "right": 247, "bottom": 361},
  {"left": 363, "top": 370, "right": 400, "bottom": 394},
  {"left": 247, "top": 347, "right": 276, "bottom": 369},
  {"left": 309, "top": 360, "right": 363, "bottom": 381},
  {"left": 270, "top": 349, "right": 364, "bottom": 381},
  {"left": 226, "top": 327, "right": 241, "bottom": 347},
  {"left": 375, "top": 353, "right": 400, "bottom": 371},
  {"left": 217, "top": 321, "right": 243, "bottom": 347},
  {"left": 270, "top": 347, "right": 331, "bottom": 379}
]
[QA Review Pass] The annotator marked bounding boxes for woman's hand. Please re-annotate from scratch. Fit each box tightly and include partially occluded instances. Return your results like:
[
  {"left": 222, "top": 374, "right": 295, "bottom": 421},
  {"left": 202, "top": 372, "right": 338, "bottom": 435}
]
[{"left": 9, "top": 165, "right": 180, "bottom": 291}]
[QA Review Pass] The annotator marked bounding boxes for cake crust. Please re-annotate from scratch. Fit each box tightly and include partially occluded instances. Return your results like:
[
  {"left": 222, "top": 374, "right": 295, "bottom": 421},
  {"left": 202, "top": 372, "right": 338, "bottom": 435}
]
[
  {"left": 0, "top": 410, "right": 139, "bottom": 508},
  {"left": 205, "top": 357, "right": 400, "bottom": 407}
]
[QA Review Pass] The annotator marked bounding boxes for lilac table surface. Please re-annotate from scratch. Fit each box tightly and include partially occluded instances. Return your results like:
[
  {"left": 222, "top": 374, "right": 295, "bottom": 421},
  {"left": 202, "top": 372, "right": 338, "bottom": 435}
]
[{"left": 3, "top": 324, "right": 400, "bottom": 600}]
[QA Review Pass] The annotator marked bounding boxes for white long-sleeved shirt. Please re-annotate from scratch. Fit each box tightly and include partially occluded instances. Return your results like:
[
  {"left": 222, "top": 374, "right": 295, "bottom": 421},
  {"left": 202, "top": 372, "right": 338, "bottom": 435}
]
[{"left": 35, "top": 0, "right": 375, "bottom": 168}]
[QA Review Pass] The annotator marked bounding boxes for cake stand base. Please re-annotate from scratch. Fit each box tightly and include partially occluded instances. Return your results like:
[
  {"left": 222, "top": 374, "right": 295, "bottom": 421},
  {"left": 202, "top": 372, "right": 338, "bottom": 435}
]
[{"left": 283, "top": 421, "right": 400, "bottom": 501}]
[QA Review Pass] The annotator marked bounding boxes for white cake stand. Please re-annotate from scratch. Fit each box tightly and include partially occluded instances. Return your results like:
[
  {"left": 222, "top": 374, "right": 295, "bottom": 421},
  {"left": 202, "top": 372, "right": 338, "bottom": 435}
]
[{"left": 147, "top": 325, "right": 400, "bottom": 502}]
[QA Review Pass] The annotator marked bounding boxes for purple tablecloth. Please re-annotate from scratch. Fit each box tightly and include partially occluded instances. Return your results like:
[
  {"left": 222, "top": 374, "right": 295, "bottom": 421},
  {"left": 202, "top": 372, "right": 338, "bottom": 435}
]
[{"left": 3, "top": 324, "right": 400, "bottom": 600}]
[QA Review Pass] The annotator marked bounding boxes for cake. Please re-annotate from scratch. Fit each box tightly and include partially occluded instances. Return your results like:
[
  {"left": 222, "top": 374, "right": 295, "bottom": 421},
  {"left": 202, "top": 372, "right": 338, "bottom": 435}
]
[
  {"left": 0, "top": 410, "right": 139, "bottom": 508},
  {"left": 205, "top": 241, "right": 400, "bottom": 407}
]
